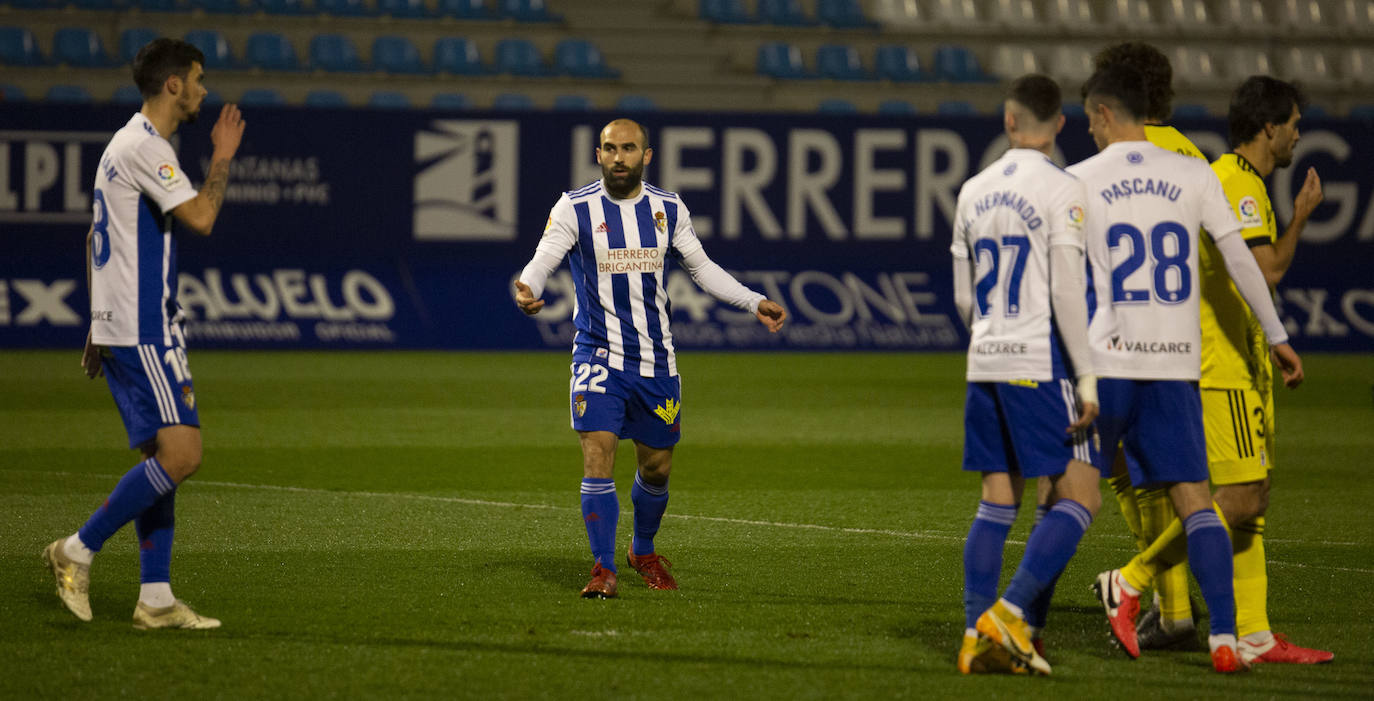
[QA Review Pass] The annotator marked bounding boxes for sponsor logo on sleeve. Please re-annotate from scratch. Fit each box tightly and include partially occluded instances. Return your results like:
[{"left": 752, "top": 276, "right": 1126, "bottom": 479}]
[
  {"left": 1067, "top": 203, "right": 1085, "bottom": 231},
  {"left": 155, "top": 162, "right": 184, "bottom": 190},
  {"left": 1237, "top": 195, "right": 1263, "bottom": 228}
]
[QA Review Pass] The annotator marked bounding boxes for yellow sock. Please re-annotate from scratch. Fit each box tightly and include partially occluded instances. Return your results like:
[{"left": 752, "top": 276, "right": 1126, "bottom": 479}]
[
  {"left": 1121, "top": 501, "right": 1231, "bottom": 593},
  {"left": 1233, "top": 516, "right": 1270, "bottom": 637},
  {"left": 1110, "top": 473, "right": 1146, "bottom": 550},
  {"left": 1140, "top": 489, "right": 1191, "bottom": 621}
]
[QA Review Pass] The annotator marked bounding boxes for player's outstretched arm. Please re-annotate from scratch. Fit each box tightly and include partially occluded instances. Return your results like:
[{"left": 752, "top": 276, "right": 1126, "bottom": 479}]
[
  {"left": 172, "top": 104, "right": 246, "bottom": 236},
  {"left": 81, "top": 223, "right": 103, "bottom": 379},
  {"left": 513, "top": 280, "right": 544, "bottom": 316},
  {"left": 755, "top": 299, "right": 787, "bottom": 332}
]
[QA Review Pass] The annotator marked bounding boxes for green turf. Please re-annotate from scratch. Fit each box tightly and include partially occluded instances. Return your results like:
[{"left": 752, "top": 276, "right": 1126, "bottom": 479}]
[{"left": 1, "top": 351, "right": 1370, "bottom": 698}]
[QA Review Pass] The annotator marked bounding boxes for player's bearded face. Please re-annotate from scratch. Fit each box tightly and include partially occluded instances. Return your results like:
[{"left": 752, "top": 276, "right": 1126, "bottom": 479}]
[
  {"left": 601, "top": 148, "right": 644, "bottom": 196},
  {"left": 1273, "top": 106, "right": 1301, "bottom": 169}
]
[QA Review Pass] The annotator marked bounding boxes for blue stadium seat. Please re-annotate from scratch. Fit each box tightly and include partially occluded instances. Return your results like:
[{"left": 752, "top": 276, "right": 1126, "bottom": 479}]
[
  {"left": 430, "top": 92, "right": 471, "bottom": 110},
  {"left": 437, "top": 0, "right": 495, "bottom": 19},
  {"left": 1, "top": 84, "right": 25, "bottom": 101},
  {"left": 239, "top": 88, "right": 286, "bottom": 105},
  {"left": 54, "top": 28, "right": 113, "bottom": 68},
  {"left": 46, "top": 85, "right": 94, "bottom": 103},
  {"left": 1171, "top": 103, "right": 1209, "bottom": 118},
  {"left": 615, "top": 94, "right": 656, "bottom": 111},
  {"left": 1350, "top": 104, "right": 1374, "bottom": 121},
  {"left": 757, "top": 42, "right": 808, "bottom": 79},
  {"left": 0, "top": 27, "right": 43, "bottom": 67},
  {"left": 378, "top": 0, "right": 429, "bottom": 17},
  {"left": 499, "top": 0, "right": 560, "bottom": 22},
  {"left": 818, "top": 98, "right": 857, "bottom": 113},
  {"left": 317, "top": 0, "right": 371, "bottom": 15},
  {"left": 132, "top": 0, "right": 181, "bottom": 10},
  {"left": 305, "top": 89, "right": 348, "bottom": 107},
  {"left": 73, "top": 0, "right": 129, "bottom": 10},
  {"left": 433, "top": 37, "right": 487, "bottom": 75},
  {"left": 937, "top": 99, "right": 977, "bottom": 115},
  {"left": 491, "top": 93, "right": 534, "bottom": 110},
  {"left": 875, "top": 45, "right": 925, "bottom": 82},
  {"left": 184, "top": 30, "right": 238, "bottom": 70},
  {"left": 368, "top": 91, "right": 411, "bottom": 109},
  {"left": 255, "top": 0, "right": 307, "bottom": 13},
  {"left": 112, "top": 84, "right": 144, "bottom": 104},
  {"left": 372, "top": 36, "right": 425, "bottom": 74},
  {"left": 817, "top": 0, "right": 877, "bottom": 28},
  {"left": 553, "top": 39, "right": 618, "bottom": 79},
  {"left": 816, "top": 44, "right": 870, "bottom": 81},
  {"left": 494, "top": 38, "right": 548, "bottom": 76},
  {"left": 5, "top": 0, "right": 54, "bottom": 8},
  {"left": 933, "top": 45, "right": 993, "bottom": 83},
  {"left": 700, "top": 0, "right": 753, "bottom": 23},
  {"left": 119, "top": 28, "right": 158, "bottom": 65},
  {"left": 245, "top": 32, "right": 299, "bottom": 71},
  {"left": 757, "top": 0, "right": 816, "bottom": 25},
  {"left": 552, "top": 94, "right": 591, "bottom": 111},
  {"left": 310, "top": 34, "right": 364, "bottom": 72},
  {"left": 878, "top": 99, "right": 916, "bottom": 115},
  {"left": 189, "top": 0, "right": 245, "bottom": 13}
]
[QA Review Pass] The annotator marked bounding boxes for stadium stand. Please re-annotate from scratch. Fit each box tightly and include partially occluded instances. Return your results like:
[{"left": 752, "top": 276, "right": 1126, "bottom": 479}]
[
  {"left": 815, "top": 44, "right": 870, "bottom": 81},
  {"left": 551, "top": 93, "right": 591, "bottom": 110},
  {"left": 184, "top": 30, "right": 238, "bottom": 70},
  {"left": 367, "top": 90, "right": 411, "bottom": 108},
  {"left": 238, "top": 87, "right": 286, "bottom": 105},
  {"left": 430, "top": 92, "right": 472, "bottom": 109},
  {"left": 817, "top": 97, "right": 857, "bottom": 113},
  {"left": 614, "top": 94, "right": 656, "bottom": 111},
  {"left": 304, "top": 89, "right": 349, "bottom": 107},
  {"left": 491, "top": 92, "right": 535, "bottom": 110},
  {"left": 111, "top": 83, "right": 143, "bottom": 103},
  {"left": 45, "top": 84, "right": 93, "bottom": 102}
]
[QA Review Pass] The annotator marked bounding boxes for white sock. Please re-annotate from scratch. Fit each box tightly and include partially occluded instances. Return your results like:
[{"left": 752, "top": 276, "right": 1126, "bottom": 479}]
[
  {"left": 1242, "top": 630, "right": 1275, "bottom": 646},
  {"left": 1208, "top": 633, "right": 1237, "bottom": 652},
  {"left": 139, "top": 582, "right": 175, "bottom": 609},
  {"left": 1160, "top": 617, "right": 1194, "bottom": 635},
  {"left": 63, "top": 533, "right": 94, "bottom": 566},
  {"left": 965, "top": 627, "right": 978, "bottom": 638},
  {"left": 998, "top": 598, "right": 1025, "bottom": 620},
  {"left": 1117, "top": 572, "right": 1141, "bottom": 597}
]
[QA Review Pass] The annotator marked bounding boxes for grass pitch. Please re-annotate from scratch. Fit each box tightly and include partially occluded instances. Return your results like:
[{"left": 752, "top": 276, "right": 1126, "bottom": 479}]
[{"left": 1, "top": 350, "right": 1370, "bottom": 699}]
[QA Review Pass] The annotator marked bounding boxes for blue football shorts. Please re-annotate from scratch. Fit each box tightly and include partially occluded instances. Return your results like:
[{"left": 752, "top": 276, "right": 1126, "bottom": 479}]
[
  {"left": 1093, "top": 378, "right": 1207, "bottom": 488},
  {"left": 103, "top": 342, "right": 200, "bottom": 449},
  {"left": 568, "top": 350, "right": 681, "bottom": 449},
  {"left": 962, "top": 378, "right": 1099, "bottom": 478}
]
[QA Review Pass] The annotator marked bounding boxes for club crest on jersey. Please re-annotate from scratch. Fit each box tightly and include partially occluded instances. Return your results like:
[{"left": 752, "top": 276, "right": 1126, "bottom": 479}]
[
  {"left": 595, "top": 348, "right": 608, "bottom": 359},
  {"left": 653, "top": 398, "right": 680, "bottom": 425},
  {"left": 181, "top": 386, "right": 196, "bottom": 410},
  {"left": 574, "top": 393, "right": 587, "bottom": 418},
  {"left": 1003, "top": 163, "right": 1017, "bottom": 176},
  {"left": 1126, "top": 152, "right": 1143, "bottom": 164},
  {"left": 654, "top": 210, "right": 666, "bottom": 233}
]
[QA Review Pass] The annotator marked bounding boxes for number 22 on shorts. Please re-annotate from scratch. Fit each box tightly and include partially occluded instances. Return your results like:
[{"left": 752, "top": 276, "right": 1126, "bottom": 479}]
[{"left": 570, "top": 363, "right": 608, "bottom": 393}]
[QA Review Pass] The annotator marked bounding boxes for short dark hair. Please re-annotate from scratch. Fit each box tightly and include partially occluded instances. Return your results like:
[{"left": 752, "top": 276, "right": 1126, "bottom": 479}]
[
  {"left": 1082, "top": 64, "right": 1150, "bottom": 123},
  {"left": 1227, "top": 75, "right": 1308, "bottom": 147},
  {"left": 132, "top": 38, "right": 205, "bottom": 99},
  {"left": 1093, "top": 42, "right": 1173, "bottom": 122},
  {"left": 1007, "top": 74, "right": 1061, "bottom": 122}
]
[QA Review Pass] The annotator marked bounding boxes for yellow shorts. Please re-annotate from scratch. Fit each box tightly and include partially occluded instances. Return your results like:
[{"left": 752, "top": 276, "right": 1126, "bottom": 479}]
[{"left": 1201, "top": 387, "right": 1273, "bottom": 485}]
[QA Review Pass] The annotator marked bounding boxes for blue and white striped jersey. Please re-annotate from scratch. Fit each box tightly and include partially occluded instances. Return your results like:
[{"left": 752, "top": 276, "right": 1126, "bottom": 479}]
[
  {"left": 89, "top": 113, "right": 197, "bottom": 347},
  {"left": 520, "top": 180, "right": 764, "bottom": 378}
]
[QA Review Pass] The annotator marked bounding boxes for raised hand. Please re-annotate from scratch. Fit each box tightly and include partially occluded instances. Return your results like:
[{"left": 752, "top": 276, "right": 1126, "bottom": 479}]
[{"left": 514, "top": 280, "right": 544, "bottom": 315}]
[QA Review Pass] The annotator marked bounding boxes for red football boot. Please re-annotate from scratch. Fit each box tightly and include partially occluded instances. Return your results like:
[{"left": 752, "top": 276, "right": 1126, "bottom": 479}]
[
  {"left": 580, "top": 563, "right": 617, "bottom": 599},
  {"left": 626, "top": 541, "right": 678, "bottom": 590},
  {"left": 1242, "top": 633, "right": 1334, "bottom": 664},
  {"left": 1093, "top": 569, "right": 1141, "bottom": 658}
]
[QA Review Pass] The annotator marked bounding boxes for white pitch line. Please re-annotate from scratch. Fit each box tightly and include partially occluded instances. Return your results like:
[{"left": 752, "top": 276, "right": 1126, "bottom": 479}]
[{"left": 16, "top": 470, "right": 1372, "bottom": 572}]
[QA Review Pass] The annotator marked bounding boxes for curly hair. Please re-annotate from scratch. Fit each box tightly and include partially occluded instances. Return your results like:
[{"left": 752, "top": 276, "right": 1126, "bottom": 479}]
[{"left": 1093, "top": 42, "right": 1173, "bottom": 122}]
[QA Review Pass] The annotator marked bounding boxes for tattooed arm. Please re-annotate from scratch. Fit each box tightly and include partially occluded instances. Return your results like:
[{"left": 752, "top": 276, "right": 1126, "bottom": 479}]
[{"left": 172, "top": 103, "right": 246, "bottom": 236}]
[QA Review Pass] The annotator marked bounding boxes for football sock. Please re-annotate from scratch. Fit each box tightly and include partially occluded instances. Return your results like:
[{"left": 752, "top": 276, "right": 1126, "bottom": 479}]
[
  {"left": 962, "top": 501, "right": 1017, "bottom": 629},
  {"left": 139, "top": 582, "right": 174, "bottom": 609},
  {"left": 1209, "top": 633, "right": 1238, "bottom": 653},
  {"left": 78, "top": 457, "right": 175, "bottom": 552},
  {"left": 136, "top": 490, "right": 176, "bottom": 584},
  {"left": 1109, "top": 473, "right": 1145, "bottom": 550},
  {"left": 1122, "top": 499, "right": 1231, "bottom": 593},
  {"left": 580, "top": 478, "right": 618, "bottom": 573},
  {"left": 1002, "top": 500, "right": 1092, "bottom": 613},
  {"left": 1184, "top": 508, "right": 1235, "bottom": 636},
  {"left": 63, "top": 533, "right": 94, "bottom": 566},
  {"left": 630, "top": 471, "right": 669, "bottom": 556},
  {"left": 1139, "top": 487, "right": 1192, "bottom": 623},
  {"left": 1233, "top": 516, "right": 1270, "bottom": 637},
  {"left": 1026, "top": 505, "right": 1056, "bottom": 630}
]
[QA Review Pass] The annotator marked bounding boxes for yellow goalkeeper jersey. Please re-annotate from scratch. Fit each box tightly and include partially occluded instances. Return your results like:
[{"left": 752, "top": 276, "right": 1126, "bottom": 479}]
[
  {"left": 1199, "top": 153, "right": 1275, "bottom": 389},
  {"left": 1144, "top": 125, "right": 1207, "bottom": 161}
]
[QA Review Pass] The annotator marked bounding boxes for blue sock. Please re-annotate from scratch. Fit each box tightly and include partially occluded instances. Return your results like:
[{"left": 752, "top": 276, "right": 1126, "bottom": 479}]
[
  {"left": 630, "top": 472, "right": 669, "bottom": 556},
  {"left": 1184, "top": 508, "right": 1235, "bottom": 636},
  {"left": 78, "top": 457, "right": 175, "bottom": 552},
  {"left": 1003, "top": 499, "right": 1093, "bottom": 612},
  {"left": 963, "top": 501, "right": 1017, "bottom": 629},
  {"left": 580, "top": 478, "right": 618, "bottom": 572},
  {"left": 136, "top": 490, "right": 176, "bottom": 583},
  {"left": 1026, "top": 505, "right": 1056, "bottom": 630}
]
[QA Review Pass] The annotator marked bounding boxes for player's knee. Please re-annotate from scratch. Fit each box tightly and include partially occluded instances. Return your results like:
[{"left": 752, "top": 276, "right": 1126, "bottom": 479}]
[
  {"left": 157, "top": 448, "right": 201, "bottom": 483},
  {"left": 638, "top": 456, "right": 671, "bottom": 484}
]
